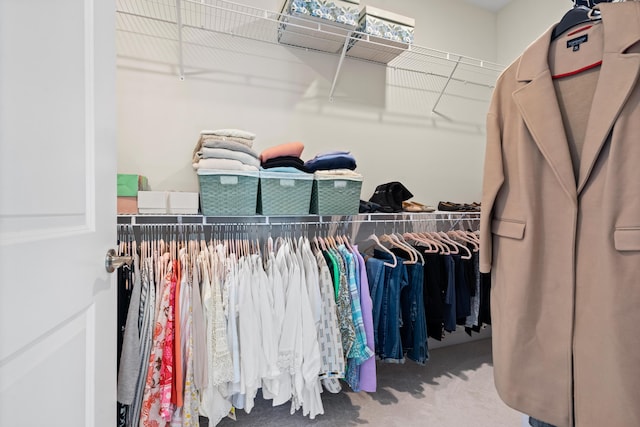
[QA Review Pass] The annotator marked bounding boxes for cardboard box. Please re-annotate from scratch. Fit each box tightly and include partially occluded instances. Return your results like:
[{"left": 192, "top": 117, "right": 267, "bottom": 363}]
[
  {"left": 117, "top": 196, "right": 138, "bottom": 214},
  {"left": 137, "top": 191, "right": 168, "bottom": 214},
  {"left": 117, "top": 174, "right": 148, "bottom": 197},
  {"left": 168, "top": 192, "right": 199, "bottom": 215}
]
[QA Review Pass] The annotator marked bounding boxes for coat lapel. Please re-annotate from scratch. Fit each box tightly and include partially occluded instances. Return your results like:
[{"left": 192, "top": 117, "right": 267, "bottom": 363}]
[
  {"left": 512, "top": 30, "right": 578, "bottom": 203},
  {"left": 577, "top": 4, "right": 640, "bottom": 194}
]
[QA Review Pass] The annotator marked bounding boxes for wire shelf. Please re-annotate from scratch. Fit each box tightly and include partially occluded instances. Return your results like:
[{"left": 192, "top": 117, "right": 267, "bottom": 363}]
[{"left": 115, "top": 0, "right": 504, "bottom": 110}]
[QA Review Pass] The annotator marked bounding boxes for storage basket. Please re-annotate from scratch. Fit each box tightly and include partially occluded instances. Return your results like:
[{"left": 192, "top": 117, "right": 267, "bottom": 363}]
[
  {"left": 258, "top": 171, "right": 314, "bottom": 215},
  {"left": 197, "top": 170, "right": 259, "bottom": 216},
  {"left": 310, "top": 174, "right": 363, "bottom": 215}
]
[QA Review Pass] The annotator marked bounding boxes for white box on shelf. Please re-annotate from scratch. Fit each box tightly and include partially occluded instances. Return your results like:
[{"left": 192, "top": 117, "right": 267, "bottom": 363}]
[
  {"left": 278, "top": 0, "right": 360, "bottom": 54},
  {"left": 137, "top": 191, "right": 168, "bottom": 214},
  {"left": 168, "top": 191, "right": 199, "bottom": 215},
  {"left": 347, "top": 5, "right": 415, "bottom": 64}
]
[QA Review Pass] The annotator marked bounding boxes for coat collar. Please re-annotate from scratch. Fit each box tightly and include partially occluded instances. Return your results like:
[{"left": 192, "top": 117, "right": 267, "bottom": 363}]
[{"left": 512, "top": 2, "right": 640, "bottom": 200}]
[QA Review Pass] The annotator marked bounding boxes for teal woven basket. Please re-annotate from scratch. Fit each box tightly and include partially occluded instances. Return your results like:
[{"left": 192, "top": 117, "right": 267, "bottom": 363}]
[
  {"left": 258, "top": 171, "right": 314, "bottom": 215},
  {"left": 310, "top": 175, "right": 363, "bottom": 215},
  {"left": 197, "top": 170, "right": 259, "bottom": 216}
]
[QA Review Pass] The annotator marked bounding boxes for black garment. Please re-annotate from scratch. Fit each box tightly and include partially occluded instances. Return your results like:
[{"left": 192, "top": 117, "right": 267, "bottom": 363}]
[
  {"left": 423, "top": 252, "right": 446, "bottom": 340},
  {"left": 117, "top": 264, "right": 133, "bottom": 427},
  {"left": 454, "top": 255, "right": 471, "bottom": 324},
  {"left": 261, "top": 155, "right": 308, "bottom": 172},
  {"left": 369, "top": 182, "right": 413, "bottom": 213},
  {"left": 529, "top": 416, "right": 558, "bottom": 427},
  {"left": 359, "top": 199, "right": 393, "bottom": 213},
  {"left": 117, "top": 266, "right": 133, "bottom": 370}
]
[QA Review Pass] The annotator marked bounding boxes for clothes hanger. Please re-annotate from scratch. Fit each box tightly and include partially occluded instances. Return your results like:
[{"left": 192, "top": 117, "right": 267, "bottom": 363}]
[
  {"left": 404, "top": 232, "right": 439, "bottom": 254},
  {"left": 342, "top": 234, "right": 357, "bottom": 255},
  {"left": 380, "top": 233, "right": 416, "bottom": 264},
  {"left": 447, "top": 230, "right": 479, "bottom": 252},
  {"left": 421, "top": 232, "right": 451, "bottom": 255},
  {"left": 395, "top": 232, "right": 425, "bottom": 265},
  {"left": 359, "top": 233, "right": 398, "bottom": 267},
  {"left": 390, "top": 232, "right": 420, "bottom": 264},
  {"left": 410, "top": 231, "right": 439, "bottom": 253},
  {"left": 438, "top": 231, "right": 473, "bottom": 259},
  {"left": 551, "top": 0, "right": 610, "bottom": 41}
]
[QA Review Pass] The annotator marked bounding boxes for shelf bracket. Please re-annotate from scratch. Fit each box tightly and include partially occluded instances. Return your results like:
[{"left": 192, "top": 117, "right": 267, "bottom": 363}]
[
  {"left": 176, "top": 0, "right": 185, "bottom": 81},
  {"left": 329, "top": 31, "right": 353, "bottom": 102},
  {"left": 431, "top": 57, "right": 461, "bottom": 116}
]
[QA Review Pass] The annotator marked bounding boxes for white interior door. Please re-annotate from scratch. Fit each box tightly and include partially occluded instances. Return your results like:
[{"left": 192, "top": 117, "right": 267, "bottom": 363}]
[{"left": 0, "top": 1, "right": 117, "bottom": 426}]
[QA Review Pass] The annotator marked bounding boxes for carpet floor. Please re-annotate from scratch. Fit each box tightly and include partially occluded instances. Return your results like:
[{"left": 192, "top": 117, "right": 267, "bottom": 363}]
[{"left": 203, "top": 338, "right": 524, "bottom": 427}]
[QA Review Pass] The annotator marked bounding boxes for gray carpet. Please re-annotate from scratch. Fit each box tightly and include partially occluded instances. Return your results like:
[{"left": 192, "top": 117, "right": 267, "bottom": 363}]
[{"left": 204, "top": 338, "right": 523, "bottom": 426}]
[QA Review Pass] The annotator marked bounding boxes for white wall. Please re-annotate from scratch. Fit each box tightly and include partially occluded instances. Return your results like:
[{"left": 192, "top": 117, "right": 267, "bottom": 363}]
[
  {"left": 496, "top": 0, "right": 569, "bottom": 66},
  {"left": 117, "top": 0, "right": 498, "bottom": 207}
]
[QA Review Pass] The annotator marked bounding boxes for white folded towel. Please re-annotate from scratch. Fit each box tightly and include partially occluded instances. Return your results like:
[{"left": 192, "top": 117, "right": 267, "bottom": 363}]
[
  {"left": 200, "top": 129, "right": 256, "bottom": 140},
  {"left": 196, "top": 148, "right": 261, "bottom": 168},
  {"left": 194, "top": 158, "right": 259, "bottom": 171}
]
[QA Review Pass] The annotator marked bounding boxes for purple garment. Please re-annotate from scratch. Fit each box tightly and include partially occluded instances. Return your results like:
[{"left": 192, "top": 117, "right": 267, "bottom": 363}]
[{"left": 354, "top": 246, "right": 377, "bottom": 392}]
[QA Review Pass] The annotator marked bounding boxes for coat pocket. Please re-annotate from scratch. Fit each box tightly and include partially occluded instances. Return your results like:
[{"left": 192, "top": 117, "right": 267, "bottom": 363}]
[
  {"left": 492, "top": 218, "right": 526, "bottom": 240},
  {"left": 614, "top": 227, "right": 640, "bottom": 251}
]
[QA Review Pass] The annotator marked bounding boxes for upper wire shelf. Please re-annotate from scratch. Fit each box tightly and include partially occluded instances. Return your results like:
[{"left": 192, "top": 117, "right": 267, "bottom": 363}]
[
  {"left": 115, "top": 0, "right": 503, "bottom": 109},
  {"left": 117, "top": 212, "right": 481, "bottom": 226}
]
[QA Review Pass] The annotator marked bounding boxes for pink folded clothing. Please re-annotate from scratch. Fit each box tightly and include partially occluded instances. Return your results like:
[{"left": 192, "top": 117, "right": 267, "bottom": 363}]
[{"left": 259, "top": 141, "right": 304, "bottom": 163}]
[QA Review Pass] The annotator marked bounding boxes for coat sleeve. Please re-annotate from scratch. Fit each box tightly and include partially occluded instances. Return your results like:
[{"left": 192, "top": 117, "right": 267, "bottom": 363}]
[{"left": 479, "top": 111, "right": 505, "bottom": 273}]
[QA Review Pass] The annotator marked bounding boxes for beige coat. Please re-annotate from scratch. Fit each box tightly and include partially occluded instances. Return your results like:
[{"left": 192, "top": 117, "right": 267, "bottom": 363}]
[{"left": 480, "top": 3, "right": 640, "bottom": 426}]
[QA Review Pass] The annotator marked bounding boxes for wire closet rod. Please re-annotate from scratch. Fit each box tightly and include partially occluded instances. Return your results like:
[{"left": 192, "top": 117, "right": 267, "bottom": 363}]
[{"left": 121, "top": 218, "right": 480, "bottom": 227}]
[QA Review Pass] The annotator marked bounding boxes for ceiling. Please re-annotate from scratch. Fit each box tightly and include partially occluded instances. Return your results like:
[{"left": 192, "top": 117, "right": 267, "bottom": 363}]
[{"left": 463, "top": 0, "right": 514, "bottom": 12}]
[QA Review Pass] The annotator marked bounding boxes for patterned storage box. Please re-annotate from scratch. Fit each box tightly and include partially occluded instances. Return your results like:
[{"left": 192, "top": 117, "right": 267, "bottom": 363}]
[
  {"left": 258, "top": 171, "right": 314, "bottom": 215},
  {"left": 278, "top": 0, "right": 360, "bottom": 54},
  {"left": 347, "top": 5, "right": 415, "bottom": 63},
  {"left": 310, "top": 174, "right": 363, "bottom": 215},
  {"left": 197, "top": 170, "right": 259, "bottom": 216}
]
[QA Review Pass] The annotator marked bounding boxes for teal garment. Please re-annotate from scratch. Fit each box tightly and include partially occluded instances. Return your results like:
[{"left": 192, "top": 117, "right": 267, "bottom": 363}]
[
  {"left": 328, "top": 248, "right": 356, "bottom": 358},
  {"left": 322, "top": 249, "right": 340, "bottom": 301},
  {"left": 339, "top": 246, "right": 374, "bottom": 365}
]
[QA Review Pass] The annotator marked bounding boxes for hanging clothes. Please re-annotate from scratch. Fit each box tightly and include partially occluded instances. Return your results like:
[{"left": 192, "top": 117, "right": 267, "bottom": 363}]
[{"left": 116, "top": 230, "right": 416, "bottom": 426}]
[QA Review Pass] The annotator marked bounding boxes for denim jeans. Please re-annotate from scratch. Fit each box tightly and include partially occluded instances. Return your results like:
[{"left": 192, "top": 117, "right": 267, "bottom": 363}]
[
  {"left": 529, "top": 416, "right": 557, "bottom": 427},
  {"left": 400, "top": 260, "right": 428, "bottom": 364},
  {"left": 365, "top": 257, "right": 385, "bottom": 356},
  {"left": 368, "top": 250, "right": 408, "bottom": 362}
]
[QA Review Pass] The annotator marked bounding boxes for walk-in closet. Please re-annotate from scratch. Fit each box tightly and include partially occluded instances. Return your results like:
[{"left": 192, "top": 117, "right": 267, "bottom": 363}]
[{"left": 5, "top": 1, "right": 637, "bottom": 427}]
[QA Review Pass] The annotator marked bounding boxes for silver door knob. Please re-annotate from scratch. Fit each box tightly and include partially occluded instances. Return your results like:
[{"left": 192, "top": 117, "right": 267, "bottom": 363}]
[{"left": 105, "top": 249, "right": 133, "bottom": 273}]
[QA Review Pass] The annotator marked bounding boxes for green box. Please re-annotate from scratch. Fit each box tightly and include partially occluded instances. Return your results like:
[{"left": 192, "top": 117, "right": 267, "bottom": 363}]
[
  {"left": 311, "top": 175, "right": 363, "bottom": 215},
  {"left": 117, "top": 174, "right": 148, "bottom": 197},
  {"left": 198, "top": 170, "right": 259, "bottom": 216},
  {"left": 258, "top": 171, "right": 313, "bottom": 215}
]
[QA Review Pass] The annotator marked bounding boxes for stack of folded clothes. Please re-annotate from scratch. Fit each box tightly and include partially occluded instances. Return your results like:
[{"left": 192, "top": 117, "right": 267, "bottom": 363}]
[
  {"left": 437, "top": 201, "right": 481, "bottom": 212},
  {"left": 304, "top": 150, "right": 357, "bottom": 172},
  {"left": 192, "top": 129, "right": 260, "bottom": 171},
  {"left": 259, "top": 141, "right": 307, "bottom": 173}
]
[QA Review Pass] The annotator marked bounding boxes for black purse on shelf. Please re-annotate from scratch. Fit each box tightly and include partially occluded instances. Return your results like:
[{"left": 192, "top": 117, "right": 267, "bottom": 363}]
[{"left": 368, "top": 182, "right": 414, "bottom": 213}]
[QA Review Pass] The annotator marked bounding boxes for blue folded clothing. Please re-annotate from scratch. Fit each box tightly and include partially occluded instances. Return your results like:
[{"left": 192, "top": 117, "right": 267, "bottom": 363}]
[{"left": 304, "top": 152, "right": 357, "bottom": 172}]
